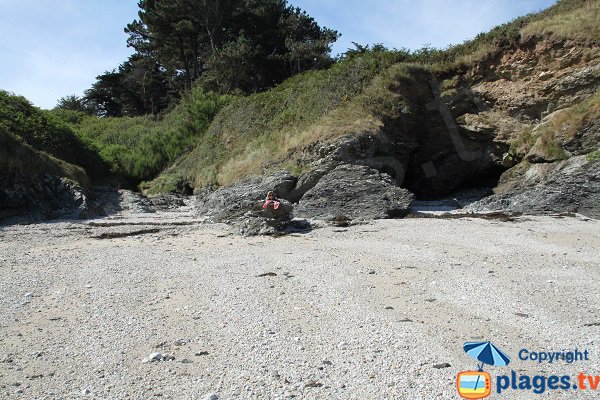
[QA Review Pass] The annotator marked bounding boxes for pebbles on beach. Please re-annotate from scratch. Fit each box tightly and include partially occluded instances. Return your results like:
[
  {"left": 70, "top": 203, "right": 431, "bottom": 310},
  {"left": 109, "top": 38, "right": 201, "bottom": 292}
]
[{"left": 0, "top": 214, "right": 599, "bottom": 398}]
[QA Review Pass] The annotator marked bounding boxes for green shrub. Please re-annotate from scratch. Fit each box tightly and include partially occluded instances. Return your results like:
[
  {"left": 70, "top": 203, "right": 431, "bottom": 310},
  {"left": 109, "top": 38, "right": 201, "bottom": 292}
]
[
  {"left": 0, "top": 125, "right": 89, "bottom": 188},
  {"left": 0, "top": 90, "right": 108, "bottom": 179},
  {"left": 587, "top": 149, "right": 600, "bottom": 162},
  {"left": 71, "top": 88, "right": 231, "bottom": 184}
]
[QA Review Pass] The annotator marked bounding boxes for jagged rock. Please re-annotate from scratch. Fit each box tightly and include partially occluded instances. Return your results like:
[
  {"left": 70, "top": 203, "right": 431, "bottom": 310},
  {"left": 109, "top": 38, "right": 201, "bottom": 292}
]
[
  {"left": 118, "top": 190, "right": 156, "bottom": 213},
  {"left": 237, "top": 199, "right": 311, "bottom": 236},
  {"left": 288, "top": 166, "right": 334, "bottom": 203},
  {"left": 296, "top": 164, "right": 415, "bottom": 220},
  {"left": 0, "top": 174, "right": 90, "bottom": 222},
  {"left": 467, "top": 156, "right": 600, "bottom": 218},
  {"left": 194, "top": 171, "right": 298, "bottom": 222},
  {"left": 564, "top": 120, "right": 600, "bottom": 156},
  {"left": 148, "top": 194, "right": 186, "bottom": 211},
  {"left": 238, "top": 216, "right": 311, "bottom": 236}
]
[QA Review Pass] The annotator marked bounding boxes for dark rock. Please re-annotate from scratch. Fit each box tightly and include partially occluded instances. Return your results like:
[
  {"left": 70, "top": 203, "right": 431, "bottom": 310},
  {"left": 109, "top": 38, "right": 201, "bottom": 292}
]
[
  {"left": 330, "top": 215, "right": 351, "bottom": 227},
  {"left": 468, "top": 156, "right": 600, "bottom": 218},
  {"left": 149, "top": 194, "right": 185, "bottom": 211},
  {"left": 238, "top": 207, "right": 311, "bottom": 236},
  {"left": 296, "top": 164, "right": 415, "bottom": 220},
  {"left": 194, "top": 171, "right": 298, "bottom": 222},
  {"left": 0, "top": 174, "right": 90, "bottom": 222},
  {"left": 564, "top": 120, "right": 600, "bottom": 156},
  {"left": 288, "top": 166, "right": 334, "bottom": 203},
  {"left": 433, "top": 363, "right": 451, "bottom": 369},
  {"left": 305, "top": 380, "right": 323, "bottom": 388}
]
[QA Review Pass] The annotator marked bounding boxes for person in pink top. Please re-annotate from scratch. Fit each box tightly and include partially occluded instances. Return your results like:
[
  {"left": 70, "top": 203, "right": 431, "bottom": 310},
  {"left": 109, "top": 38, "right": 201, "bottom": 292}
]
[{"left": 262, "top": 191, "right": 281, "bottom": 210}]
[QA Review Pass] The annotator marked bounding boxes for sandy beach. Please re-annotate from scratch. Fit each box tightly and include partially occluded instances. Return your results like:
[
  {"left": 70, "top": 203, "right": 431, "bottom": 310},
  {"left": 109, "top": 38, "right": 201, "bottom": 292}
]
[{"left": 1, "top": 214, "right": 599, "bottom": 399}]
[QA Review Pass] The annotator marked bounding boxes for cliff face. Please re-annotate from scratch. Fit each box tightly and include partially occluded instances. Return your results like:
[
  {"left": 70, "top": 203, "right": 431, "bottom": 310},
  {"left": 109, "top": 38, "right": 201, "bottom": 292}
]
[
  {"left": 2, "top": 3, "right": 599, "bottom": 223},
  {"left": 253, "top": 36, "right": 600, "bottom": 218},
  {"left": 0, "top": 129, "right": 93, "bottom": 222},
  {"left": 454, "top": 38, "right": 600, "bottom": 216}
]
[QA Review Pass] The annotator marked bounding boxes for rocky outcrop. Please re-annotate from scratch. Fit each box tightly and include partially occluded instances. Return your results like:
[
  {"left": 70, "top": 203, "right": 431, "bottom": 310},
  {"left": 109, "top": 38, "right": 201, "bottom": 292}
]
[
  {"left": 466, "top": 157, "right": 600, "bottom": 218},
  {"left": 237, "top": 199, "right": 310, "bottom": 236},
  {"left": 296, "top": 164, "right": 415, "bottom": 220},
  {"left": 194, "top": 171, "right": 298, "bottom": 222},
  {"left": 191, "top": 171, "right": 314, "bottom": 235},
  {"left": 0, "top": 174, "right": 90, "bottom": 221}
]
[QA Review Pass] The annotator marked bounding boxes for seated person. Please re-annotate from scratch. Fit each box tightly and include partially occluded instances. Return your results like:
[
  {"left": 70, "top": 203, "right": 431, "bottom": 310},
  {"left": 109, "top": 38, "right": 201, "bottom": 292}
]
[{"left": 262, "top": 191, "right": 281, "bottom": 210}]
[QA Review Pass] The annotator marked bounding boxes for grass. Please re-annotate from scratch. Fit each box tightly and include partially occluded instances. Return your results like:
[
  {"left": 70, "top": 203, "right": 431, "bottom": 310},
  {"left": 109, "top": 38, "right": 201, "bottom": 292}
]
[
  {"left": 146, "top": 52, "right": 423, "bottom": 193},
  {"left": 510, "top": 90, "right": 600, "bottom": 160},
  {"left": 62, "top": 88, "right": 231, "bottom": 186},
  {"left": 521, "top": 0, "right": 600, "bottom": 41},
  {"left": 587, "top": 149, "right": 600, "bottom": 162},
  {"left": 421, "top": 0, "right": 600, "bottom": 71},
  {"left": 0, "top": 126, "right": 89, "bottom": 188},
  {"left": 0, "top": 90, "right": 107, "bottom": 180}
]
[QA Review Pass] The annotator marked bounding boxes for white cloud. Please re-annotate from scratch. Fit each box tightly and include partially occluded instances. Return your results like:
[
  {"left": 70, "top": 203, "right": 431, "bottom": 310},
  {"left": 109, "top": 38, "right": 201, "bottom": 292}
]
[{"left": 0, "top": 0, "right": 136, "bottom": 108}]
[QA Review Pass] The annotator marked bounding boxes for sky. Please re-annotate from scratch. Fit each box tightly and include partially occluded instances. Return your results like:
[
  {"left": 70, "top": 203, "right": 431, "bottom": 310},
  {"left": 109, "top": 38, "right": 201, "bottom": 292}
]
[{"left": 0, "top": 0, "right": 557, "bottom": 109}]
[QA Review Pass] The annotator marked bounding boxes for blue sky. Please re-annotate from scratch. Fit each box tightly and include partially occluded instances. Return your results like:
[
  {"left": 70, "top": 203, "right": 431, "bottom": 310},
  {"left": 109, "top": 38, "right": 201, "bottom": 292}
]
[{"left": 0, "top": 0, "right": 556, "bottom": 109}]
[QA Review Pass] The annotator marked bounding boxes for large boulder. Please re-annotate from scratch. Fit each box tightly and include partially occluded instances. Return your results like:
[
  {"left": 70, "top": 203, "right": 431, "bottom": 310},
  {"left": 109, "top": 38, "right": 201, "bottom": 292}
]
[
  {"left": 237, "top": 199, "right": 308, "bottom": 236},
  {"left": 467, "top": 156, "right": 600, "bottom": 218},
  {"left": 194, "top": 171, "right": 298, "bottom": 222},
  {"left": 295, "top": 164, "right": 415, "bottom": 220}
]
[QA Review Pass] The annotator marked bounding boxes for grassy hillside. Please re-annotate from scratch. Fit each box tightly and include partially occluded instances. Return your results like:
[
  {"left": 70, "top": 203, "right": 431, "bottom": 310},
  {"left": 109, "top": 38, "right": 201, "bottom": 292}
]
[
  {"left": 59, "top": 87, "right": 230, "bottom": 185},
  {"left": 146, "top": 50, "right": 423, "bottom": 192},
  {"left": 0, "top": 90, "right": 107, "bottom": 180},
  {"left": 4, "top": 0, "right": 596, "bottom": 195},
  {"left": 144, "top": 1, "right": 600, "bottom": 193},
  {"left": 510, "top": 90, "right": 600, "bottom": 160},
  {"left": 521, "top": 0, "right": 600, "bottom": 41},
  {"left": 0, "top": 125, "right": 89, "bottom": 188}
]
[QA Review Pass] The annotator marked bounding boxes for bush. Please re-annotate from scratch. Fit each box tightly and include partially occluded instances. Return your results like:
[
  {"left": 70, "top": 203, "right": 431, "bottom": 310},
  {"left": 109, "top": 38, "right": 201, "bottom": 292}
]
[
  {"left": 71, "top": 88, "right": 231, "bottom": 184},
  {"left": 587, "top": 149, "right": 600, "bottom": 162},
  {"left": 146, "top": 50, "right": 424, "bottom": 192},
  {"left": 0, "top": 90, "right": 108, "bottom": 179}
]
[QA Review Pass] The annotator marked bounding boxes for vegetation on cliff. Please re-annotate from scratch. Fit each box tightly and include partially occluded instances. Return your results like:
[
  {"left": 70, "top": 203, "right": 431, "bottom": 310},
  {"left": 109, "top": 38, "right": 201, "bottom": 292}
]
[{"left": 2, "top": 0, "right": 598, "bottom": 195}]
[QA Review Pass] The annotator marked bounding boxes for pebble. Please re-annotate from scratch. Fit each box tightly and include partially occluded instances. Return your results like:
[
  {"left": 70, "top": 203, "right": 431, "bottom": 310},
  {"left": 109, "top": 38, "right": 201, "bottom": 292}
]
[
  {"left": 2, "top": 212, "right": 596, "bottom": 399},
  {"left": 142, "top": 352, "right": 173, "bottom": 363}
]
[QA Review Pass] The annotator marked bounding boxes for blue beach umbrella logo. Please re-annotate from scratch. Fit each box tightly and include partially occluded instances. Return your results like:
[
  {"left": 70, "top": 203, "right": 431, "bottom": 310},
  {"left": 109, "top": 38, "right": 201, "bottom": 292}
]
[
  {"left": 458, "top": 341, "right": 511, "bottom": 398},
  {"left": 464, "top": 341, "right": 511, "bottom": 370}
]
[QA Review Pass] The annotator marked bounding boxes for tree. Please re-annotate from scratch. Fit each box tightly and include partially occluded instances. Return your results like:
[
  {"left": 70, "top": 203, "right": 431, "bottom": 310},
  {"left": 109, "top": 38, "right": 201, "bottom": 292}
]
[
  {"left": 125, "top": 0, "right": 339, "bottom": 94},
  {"left": 125, "top": 0, "right": 239, "bottom": 89},
  {"left": 55, "top": 95, "right": 94, "bottom": 114},
  {"left": 84, "top": 54, "right": 175, "bottom": 117}
]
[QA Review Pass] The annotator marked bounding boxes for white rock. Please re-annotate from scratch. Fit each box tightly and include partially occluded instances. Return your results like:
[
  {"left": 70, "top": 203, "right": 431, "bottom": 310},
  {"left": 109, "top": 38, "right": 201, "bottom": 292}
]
[{"left": 148, "top": 352, "right": 164, "bottom": 362}]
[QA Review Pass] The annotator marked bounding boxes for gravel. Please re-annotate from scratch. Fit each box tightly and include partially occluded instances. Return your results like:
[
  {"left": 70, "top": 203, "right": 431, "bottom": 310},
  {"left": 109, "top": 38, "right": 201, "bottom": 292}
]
[{"left": 0, "top": 213, "right": 599, "bottom": 399}]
